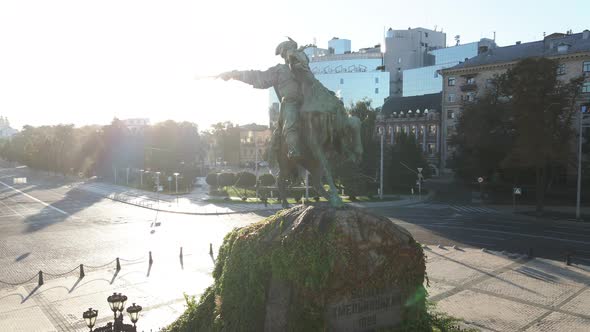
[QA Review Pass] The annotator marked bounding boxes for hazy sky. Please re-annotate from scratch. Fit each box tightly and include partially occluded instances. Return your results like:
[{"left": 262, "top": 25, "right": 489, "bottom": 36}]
[{"left": 1, "top": 0, "right": 588, "bottom": 131}]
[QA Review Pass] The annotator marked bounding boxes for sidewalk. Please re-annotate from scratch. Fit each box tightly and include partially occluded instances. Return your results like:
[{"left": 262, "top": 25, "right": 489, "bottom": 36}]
[
  {"left": 77, "top": 181, "right": 430, "bottom": 215},
  {"left": 1, "top": 246, "right": 587, "bottom": 331},
  {"left": 426, "top": 246, "right": 590, "bottom": 331},
  {"left": 490, "top": 204, "right": 590, "bottom": 221}
]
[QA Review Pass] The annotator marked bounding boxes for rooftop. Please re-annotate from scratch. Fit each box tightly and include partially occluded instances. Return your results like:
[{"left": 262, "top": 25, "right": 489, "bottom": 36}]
[
  {"left": 380, "top": 92, "right": 442, "bottom": 116},
  {"left": 447, "top": 30, "right": 590, "bottom": 71}
]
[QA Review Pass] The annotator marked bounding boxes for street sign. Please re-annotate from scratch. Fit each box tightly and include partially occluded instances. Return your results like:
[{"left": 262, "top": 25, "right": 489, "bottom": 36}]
[
  {"left": 168, "top": 176, "right": 172, "bottom": 181},
  {"left": 13, "top": 177, "right": 27, "bottom": 184},
  {"left": 417, "top": 168, "right": 423, "bottom": 173},
  {"left": 157, "top": 185, "right": 163, "bottom": 192},
  {"left": 477, "top": 177, "right": 484, "bottom": 183},
  {"left": 513, "top": 187, "right": 522, "bottom": 195}
]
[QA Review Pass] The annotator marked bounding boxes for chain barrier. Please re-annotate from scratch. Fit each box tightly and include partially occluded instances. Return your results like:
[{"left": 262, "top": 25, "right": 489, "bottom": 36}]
[{"left": 0, "top": 245, "right": 213, "bottom": 287}]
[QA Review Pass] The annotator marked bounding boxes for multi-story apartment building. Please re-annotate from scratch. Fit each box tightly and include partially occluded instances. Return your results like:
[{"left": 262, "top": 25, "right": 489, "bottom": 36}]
[
  {"left": 403, "top": 39, "right": 497, "bottom": 97},
  {"left": 376, "top": 92, "right": 443, "bottom": 172},
  {"left": 384, "top": 27, "right": 446, "bottom": 97},
  {"left": 440, "top": 30, "right": 590, "bottom": 170}
]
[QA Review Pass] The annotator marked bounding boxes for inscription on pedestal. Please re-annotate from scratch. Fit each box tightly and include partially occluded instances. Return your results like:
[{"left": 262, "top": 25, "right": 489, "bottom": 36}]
[{"left": 326, "top": 288, "right": 401, "bottom": 332}]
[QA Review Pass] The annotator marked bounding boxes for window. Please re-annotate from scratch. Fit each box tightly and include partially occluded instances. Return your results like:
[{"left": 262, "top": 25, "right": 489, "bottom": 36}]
[
  {"left": 375, "top": 77, "right": 379, "bottom": 84},
  {"left": 584, "top": 61, "right": 590, "bottom": 72},
  {"left": 448, "top": 77, "right": 456, "bottom": 86},
  {"left": 425, "top": 32, "right": 429, "bottom": 38},
  {"left": 557, "top": 63, "right": 566, "bottom": 75},
  {"left": 447, "top": 93, "right": 456, "bottom": 102},
  {"left": 447, "top": 110, "right": 454, "bottom": 119},
  {"left": 428, "top": 143, "right": 436, "bottom": 154},
  {"left": 375, "top": 88, "right": 379, "bottom": 94},
  {"left": 398, "top": 57, "right": 402, "bottom": 64},
  {"left": 485, "top": 79, "right": 493, "bottom": 88},
  {"left": 466, "top": 77, "right": 475, "bottom": 84},
  {"left": 583, "top": 82, "right": 590, "bottom": 93},
  {"left": 340, "top": 78, "right": 344, "bottom": 84},
  {"left": 429, "top": 125, "right": 437, "bottom": 135}
]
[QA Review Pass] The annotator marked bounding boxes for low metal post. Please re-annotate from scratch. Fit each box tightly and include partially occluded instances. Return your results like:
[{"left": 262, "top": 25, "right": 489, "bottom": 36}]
[
  {"left": 209, "top": 243, "right": 213, "bottom": 256},
  {"left": 149, "top": 251, "right": 153, "bottom": 266},
  {"left": 79, "top": 264, "right": 85, "bottom": 278},
  {"left": 38, "top": 271, "right": 44, "bottom": 286},
  {"left": 566, "top": 253, "right": 572, "bottom": 266},
  {"left": 116, "top": 258, "right": 121, "bottom": 271}
]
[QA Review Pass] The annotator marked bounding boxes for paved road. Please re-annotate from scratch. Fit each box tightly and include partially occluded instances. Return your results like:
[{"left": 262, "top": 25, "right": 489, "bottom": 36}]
[
  {"left": 373, "top": 203, "right": 590, "bottom": 264},
  {"left": 0, "top": 166, "right": 267, "bottom": 290}
]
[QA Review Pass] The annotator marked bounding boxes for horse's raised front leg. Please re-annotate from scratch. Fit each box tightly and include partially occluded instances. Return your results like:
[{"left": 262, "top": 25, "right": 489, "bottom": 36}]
[
  {"left": 310, "top": 166, "right": 330, "bottom": 201},
  {"left": 309, "top": 143, "right": 342, "bottom": 207},
  {"left": 277, "top": 171, "right": 289, "bottom": 209}
]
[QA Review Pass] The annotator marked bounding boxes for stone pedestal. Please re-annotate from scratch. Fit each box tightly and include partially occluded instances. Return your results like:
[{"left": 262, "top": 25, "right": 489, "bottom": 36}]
[{"left": 166, "top": 204, "right": 427, "bottom": 332}]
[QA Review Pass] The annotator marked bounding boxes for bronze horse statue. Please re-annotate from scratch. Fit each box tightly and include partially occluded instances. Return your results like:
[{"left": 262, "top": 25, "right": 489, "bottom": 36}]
[{"left": 274, "top": 79, "right": 363, "bottom": 208}]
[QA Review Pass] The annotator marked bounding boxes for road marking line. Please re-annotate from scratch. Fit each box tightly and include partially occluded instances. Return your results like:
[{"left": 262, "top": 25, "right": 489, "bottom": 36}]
[
  {"left": 426, "top": 224, "right": 590, "bottom": 245},
  {"left": 473, "top": 234, "right": 505, "bottom": 241},
  {"left": 0, "top": 180, "right": 68, "bottom": 215},
  {"left": 0, "top": 199, "right": 24, "bottom": 218},
  {"left": 545, "top": 230, "right": 589, "bottom": 237}
]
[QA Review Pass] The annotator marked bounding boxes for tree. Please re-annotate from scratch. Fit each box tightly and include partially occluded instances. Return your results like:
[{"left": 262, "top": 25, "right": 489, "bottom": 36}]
[
  {"left": 450, "top": 58, "right": 583, "bottom": 214},
  {"left": 450, "top": 78, "right": 514, "bottom": 182},
  {"left": 502, "top": 58, "right": 583, "bottom": 214},
  {"left": 336, "top": 99, "right": 379, "bottom": 196},
  {"left": 235, "top": 171, "right": 256, "bottom": 199},
  {"left": 387, "top": 133, "right": 430, "bottom": 192}
]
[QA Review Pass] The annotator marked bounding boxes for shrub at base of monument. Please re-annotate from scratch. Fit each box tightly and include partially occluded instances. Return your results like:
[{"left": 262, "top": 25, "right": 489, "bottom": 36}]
[{"left": 165, "top": 205, "right": 432, "bottom": 332}]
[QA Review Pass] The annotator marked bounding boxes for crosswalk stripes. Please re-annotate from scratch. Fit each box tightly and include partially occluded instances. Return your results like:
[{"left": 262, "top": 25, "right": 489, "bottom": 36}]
[
  {"left": 449, "top": 205, "right": 497, "bottom": 213},
  {"left": 411, "top": 203, "right": 499, "bottom": 214}
]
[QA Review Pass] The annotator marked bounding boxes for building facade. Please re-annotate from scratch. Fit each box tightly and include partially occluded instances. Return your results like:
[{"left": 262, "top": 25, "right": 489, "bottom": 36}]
[
  {"left": 384, "top": 27, "right": 447, "bottom": 97},
  {"left": 440, "top": 30, "right": 590, "bottom": 170},
  {"left": 239, "top": 123, "right": 272, "bottom": 166},
  {"left": 403, "top": 39, "right": 497, "bottom": 97},
  {"left": 376, "top": 93, "right": 443, "bottom": 171},
  {"left": 270, "top": 38, "right": 390, "bottom": 110},
  {"left": 0, "top": 116, "right": 17, "bottom": 138}
]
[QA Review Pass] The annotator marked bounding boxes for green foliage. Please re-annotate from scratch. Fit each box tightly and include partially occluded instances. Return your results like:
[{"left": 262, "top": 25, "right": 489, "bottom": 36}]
[
  {"left": 450, "top": 57, "right": 584, "bottom": 212},
  {"left": 209, "top": 122, "right": 240, "bottom": 166},
  {"left": 387, "top": 134, "right": 430, "bottom": 191},
  {"left": 0, "top": 119, "right": 207, "bottom": 183},
  {"left": 234, "top": 171, "right": 256, "bottom": 188},
  {"left": 217, "top": 172, "right": 236, "bottom": 188},
  {"left": 258, "top": 173, "right": 276, "bottom": 186},
  {"left": 450, "top": 79, "right": 513, "bottom": 182},
  {"left": 338, "top": 99, "right": 379, "bottom": 196},
  {"left": 164, "top": 209, "right": 435, "bottom": 332},
  {"left": 205, "top": 173, "right": 219, "bottom": 188}
]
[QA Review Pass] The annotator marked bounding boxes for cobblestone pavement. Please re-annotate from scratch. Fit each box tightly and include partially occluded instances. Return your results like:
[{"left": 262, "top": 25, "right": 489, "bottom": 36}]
[
  {"left": 426, "top": 246, "right": 590, "bottom": 332},
  {"left": 1, "top": 165, "right": 589, "bottom": 331}
]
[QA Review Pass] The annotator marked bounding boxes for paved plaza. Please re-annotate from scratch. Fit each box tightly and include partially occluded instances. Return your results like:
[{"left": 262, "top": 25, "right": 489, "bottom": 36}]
[{"left": 0, "top": 165, "right": 589, "bottom": 331}]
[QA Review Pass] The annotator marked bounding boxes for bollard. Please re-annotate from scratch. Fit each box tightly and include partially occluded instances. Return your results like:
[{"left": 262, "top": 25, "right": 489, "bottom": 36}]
[
  {"left": 527, "top": 248, "right": 533, "bottom": 259},
  {"left": 149, "top": 251, "right": 153, "bottom": 266},
  {"left": 179, "top": 247, "right": 183, "bottom": 260},
  {"left": 79, "top": 264, "right": 85, "bottom": 278},
  {"left": 38, "top": 271, "right": 44, "bottom": 286},
  {"left": 209, "top": 243, "right": 213, "bottom": 256},
  {"left": 566, "top": 253, "right": 572, "bottom": 266},
  {"left": 116, "top": 258, "right": 121, "bottom": 271}
]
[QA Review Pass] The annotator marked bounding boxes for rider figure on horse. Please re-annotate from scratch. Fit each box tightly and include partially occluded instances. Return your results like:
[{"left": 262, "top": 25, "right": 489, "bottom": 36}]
[{"left": 219, "top": 39, "right": 307, "bottom": 161}]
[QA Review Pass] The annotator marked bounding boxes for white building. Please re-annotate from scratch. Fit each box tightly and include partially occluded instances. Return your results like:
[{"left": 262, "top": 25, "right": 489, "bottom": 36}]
[
  {"left": 122, "top": 118, "right": 150, "bottom": 134},
  {"left": 402, "top": 39, "right": 496, "bottom": 97},
  {"left": 270, "top": 38, "right": 390, "bottom": 110},
  {"left": 0, "top": 116, "right": 17, "bottom": 138}
]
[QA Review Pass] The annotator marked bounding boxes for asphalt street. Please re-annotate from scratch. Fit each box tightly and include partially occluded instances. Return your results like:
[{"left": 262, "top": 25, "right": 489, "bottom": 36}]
[
  {"left": 1, "top": 165, "right": 589, "bottom": 289},
  {"left": 374, "top": 203, "right": 590, "bottom": 264}
]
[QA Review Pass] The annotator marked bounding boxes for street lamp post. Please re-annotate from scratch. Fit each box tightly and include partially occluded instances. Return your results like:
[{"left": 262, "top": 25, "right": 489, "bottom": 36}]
[
  {"left": 379, "top": 127, "right": 384, "bottom": 200},
  {"left": 139, "top": 170, "right": 144, "bottom": 188},
  {"left": 83, "top": 292, "right": 142, "bottom": 332},
  {"left": 576, "top": 104, "right": 589, "bottom": 220}
]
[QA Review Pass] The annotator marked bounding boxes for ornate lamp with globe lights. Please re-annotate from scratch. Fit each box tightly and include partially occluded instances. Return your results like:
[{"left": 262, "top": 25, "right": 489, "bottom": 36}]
[{"left": 82, "top": 293, "right": 141, "bottom": 332}]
